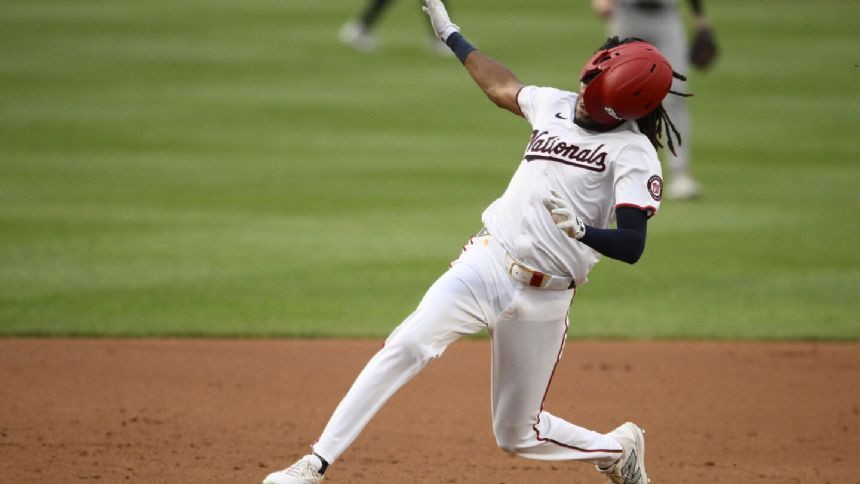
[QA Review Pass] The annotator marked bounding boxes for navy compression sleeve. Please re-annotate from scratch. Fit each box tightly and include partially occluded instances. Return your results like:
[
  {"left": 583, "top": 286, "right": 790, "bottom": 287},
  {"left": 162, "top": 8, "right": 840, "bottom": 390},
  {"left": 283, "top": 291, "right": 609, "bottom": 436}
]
[{"left": 578, "top": 207, "right": 648, "bottom": 264}]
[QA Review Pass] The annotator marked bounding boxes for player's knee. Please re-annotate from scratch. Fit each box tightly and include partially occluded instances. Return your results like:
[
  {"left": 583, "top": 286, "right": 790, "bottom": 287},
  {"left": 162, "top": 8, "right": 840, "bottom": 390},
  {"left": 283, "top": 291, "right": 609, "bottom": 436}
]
[
  {"left": 496, "top": 440, "right": 519, "bottom": 454},
  {"left": 493, "top": 427, "right": 531, "bottom": 454},
  {"left": 496, "top": 439, "right": 531, "bottom": 455},
  {"left": 383, "top": 336, "right": 434, "bottom": 367}
]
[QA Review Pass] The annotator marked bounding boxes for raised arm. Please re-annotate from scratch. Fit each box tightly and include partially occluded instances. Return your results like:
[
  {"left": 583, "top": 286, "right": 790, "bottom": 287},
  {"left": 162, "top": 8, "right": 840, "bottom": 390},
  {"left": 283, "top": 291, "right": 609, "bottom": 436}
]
[{"left": 423, "top": 0, "right": 524, "bottom": 116}]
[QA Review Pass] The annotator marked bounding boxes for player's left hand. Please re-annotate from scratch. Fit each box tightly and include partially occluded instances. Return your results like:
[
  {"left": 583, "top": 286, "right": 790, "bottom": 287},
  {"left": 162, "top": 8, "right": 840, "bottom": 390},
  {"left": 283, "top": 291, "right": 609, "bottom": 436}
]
[
  {"left": 543, "top": 190, "right": 586, "bottom": 240},
  {"left": 422, "top": 0, "right": 460, "bottom": 42}
]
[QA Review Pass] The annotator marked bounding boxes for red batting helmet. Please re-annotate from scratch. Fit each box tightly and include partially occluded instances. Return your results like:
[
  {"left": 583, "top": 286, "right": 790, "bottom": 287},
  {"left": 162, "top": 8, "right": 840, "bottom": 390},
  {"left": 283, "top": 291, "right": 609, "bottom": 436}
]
[{"left": 579, "top": 41, "right": 674, "bottom": 125}]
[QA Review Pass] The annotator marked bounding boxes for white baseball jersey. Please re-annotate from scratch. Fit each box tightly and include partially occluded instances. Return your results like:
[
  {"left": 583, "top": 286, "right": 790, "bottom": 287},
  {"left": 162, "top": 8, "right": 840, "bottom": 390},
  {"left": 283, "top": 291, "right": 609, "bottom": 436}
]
[{"left": 481, "top": 86, "right": 663, "bottom": 286}]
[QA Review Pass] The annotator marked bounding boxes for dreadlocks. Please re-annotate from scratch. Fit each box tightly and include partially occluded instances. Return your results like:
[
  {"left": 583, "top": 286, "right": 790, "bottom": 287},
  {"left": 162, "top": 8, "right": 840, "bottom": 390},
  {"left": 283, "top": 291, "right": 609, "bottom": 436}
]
[
  {"left": 635, "top": 93, "right": 690, "bottom": 156},
  {"left": 596, "top": 36, "right": 693, "bottom": 156}
]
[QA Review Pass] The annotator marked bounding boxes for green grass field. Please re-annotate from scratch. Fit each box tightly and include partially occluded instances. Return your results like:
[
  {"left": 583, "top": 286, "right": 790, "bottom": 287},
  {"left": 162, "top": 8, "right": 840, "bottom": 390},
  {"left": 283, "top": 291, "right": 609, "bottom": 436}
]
[{"left": 1, "top": 0, "right": 858, "bottom": 339}]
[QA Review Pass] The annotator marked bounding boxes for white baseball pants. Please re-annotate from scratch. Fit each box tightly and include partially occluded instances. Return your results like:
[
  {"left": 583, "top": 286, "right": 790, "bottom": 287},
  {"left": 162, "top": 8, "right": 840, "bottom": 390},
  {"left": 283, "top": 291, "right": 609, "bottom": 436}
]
[{"left": 312, "top": 234, "right": 622, "bottom": 465}]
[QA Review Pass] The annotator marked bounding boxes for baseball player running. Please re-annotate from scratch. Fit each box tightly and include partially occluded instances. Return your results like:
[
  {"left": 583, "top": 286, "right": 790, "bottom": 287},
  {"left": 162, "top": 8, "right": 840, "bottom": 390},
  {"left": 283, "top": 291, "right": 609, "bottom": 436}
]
[{"left": 264, "top": 1, "right": 689, "bottom": 482}]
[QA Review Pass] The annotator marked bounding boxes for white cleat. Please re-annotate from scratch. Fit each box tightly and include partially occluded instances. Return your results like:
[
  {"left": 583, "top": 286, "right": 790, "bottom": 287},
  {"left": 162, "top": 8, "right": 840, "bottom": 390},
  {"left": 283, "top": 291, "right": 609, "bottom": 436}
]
[
  {"left": 597, "top": 422, "right": 649, "bottom": 484},
  {"left": 338, "top": 21, "right": 378, "bottom": 53},
  {"left": 666, "top": 172, "right": 701, "bottom": 200},
  {"left": 262, "top": 455, "right": 324, "bottom": 484}
]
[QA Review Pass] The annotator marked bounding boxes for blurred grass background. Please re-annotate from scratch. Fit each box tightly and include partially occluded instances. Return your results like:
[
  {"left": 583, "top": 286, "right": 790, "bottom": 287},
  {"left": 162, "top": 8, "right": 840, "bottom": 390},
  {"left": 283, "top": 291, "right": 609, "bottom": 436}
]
[{"left": 0, "top": 0, "right": 857, "bottom": 338}]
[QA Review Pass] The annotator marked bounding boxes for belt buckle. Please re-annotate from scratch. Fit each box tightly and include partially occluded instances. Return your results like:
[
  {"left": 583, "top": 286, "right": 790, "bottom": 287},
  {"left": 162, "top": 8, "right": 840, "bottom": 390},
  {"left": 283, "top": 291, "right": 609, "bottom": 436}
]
[{"left": 507, "top": 258, "right": 548, "bottom": 288}]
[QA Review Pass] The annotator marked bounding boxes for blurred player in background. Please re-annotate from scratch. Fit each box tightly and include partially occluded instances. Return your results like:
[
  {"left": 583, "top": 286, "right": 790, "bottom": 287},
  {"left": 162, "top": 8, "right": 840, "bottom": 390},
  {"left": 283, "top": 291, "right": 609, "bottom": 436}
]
[
  {"left": 339, "top": 0, "right": 452, "bottom": 55},
  {"left": 592, "top": 0, "right": 718, "bottom": 199}
]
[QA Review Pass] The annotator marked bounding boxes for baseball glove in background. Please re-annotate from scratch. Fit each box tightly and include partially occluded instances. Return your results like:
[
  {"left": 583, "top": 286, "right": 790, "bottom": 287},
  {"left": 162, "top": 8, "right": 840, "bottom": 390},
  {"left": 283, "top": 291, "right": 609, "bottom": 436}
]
[{"left": 689, "top": 27, "right": 718, "bottom": 69}]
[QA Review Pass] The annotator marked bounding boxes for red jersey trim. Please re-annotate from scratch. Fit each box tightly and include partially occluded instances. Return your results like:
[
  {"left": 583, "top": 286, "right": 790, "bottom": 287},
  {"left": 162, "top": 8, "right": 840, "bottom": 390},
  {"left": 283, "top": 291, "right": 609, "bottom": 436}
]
[
  {"left": 615, "top": 203, "right": 657, "bottom": 218},
  {"left": 514, "top": 86, "right": 527, "bottom": 118}
]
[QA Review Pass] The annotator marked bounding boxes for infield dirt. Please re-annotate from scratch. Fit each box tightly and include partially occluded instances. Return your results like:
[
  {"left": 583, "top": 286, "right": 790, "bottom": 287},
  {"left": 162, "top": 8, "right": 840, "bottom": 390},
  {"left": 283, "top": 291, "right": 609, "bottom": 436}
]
[{"left": 1, "top": 339, "right": 858, "bottom": 483}]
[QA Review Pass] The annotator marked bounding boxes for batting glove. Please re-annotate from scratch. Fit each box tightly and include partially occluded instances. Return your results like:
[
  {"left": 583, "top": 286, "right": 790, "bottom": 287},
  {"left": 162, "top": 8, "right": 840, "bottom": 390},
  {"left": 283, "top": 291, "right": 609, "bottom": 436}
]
[
  {"left": 423, "top": 0, "right": 460, "bottom": 42},
  {"left": 543, "top": 190, "right": 587, "bottom": 240}
]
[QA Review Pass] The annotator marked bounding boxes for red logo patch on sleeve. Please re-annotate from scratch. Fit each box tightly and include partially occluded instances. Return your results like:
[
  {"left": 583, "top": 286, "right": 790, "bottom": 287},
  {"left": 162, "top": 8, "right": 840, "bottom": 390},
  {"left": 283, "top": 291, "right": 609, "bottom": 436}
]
[{"left": 647, "top": 175, "right": 663, "bottom": 202}]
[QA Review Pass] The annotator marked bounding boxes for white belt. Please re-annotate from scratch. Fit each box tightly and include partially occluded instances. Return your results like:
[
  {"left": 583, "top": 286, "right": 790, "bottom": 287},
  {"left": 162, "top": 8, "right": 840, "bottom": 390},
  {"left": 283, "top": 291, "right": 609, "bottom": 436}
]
[{"left": 476, "top": 228, "right": 576, "bottom": 291}]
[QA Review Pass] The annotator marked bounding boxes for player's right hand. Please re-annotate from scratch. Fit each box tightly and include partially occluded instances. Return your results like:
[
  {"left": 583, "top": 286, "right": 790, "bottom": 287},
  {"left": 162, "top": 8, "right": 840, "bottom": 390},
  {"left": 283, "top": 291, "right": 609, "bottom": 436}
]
[{"left": 422, "top": 0, "right": 460, "bottom": 42}]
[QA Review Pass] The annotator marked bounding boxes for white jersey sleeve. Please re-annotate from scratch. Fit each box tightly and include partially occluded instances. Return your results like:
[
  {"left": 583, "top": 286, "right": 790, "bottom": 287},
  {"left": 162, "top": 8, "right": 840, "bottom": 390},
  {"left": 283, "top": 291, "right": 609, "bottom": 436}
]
[
  {"left": 517, "top": 86, "right": 571, "bottom": 125},
  {"left": 613, "top": 142, "right": 663, "bottom": 217}
]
